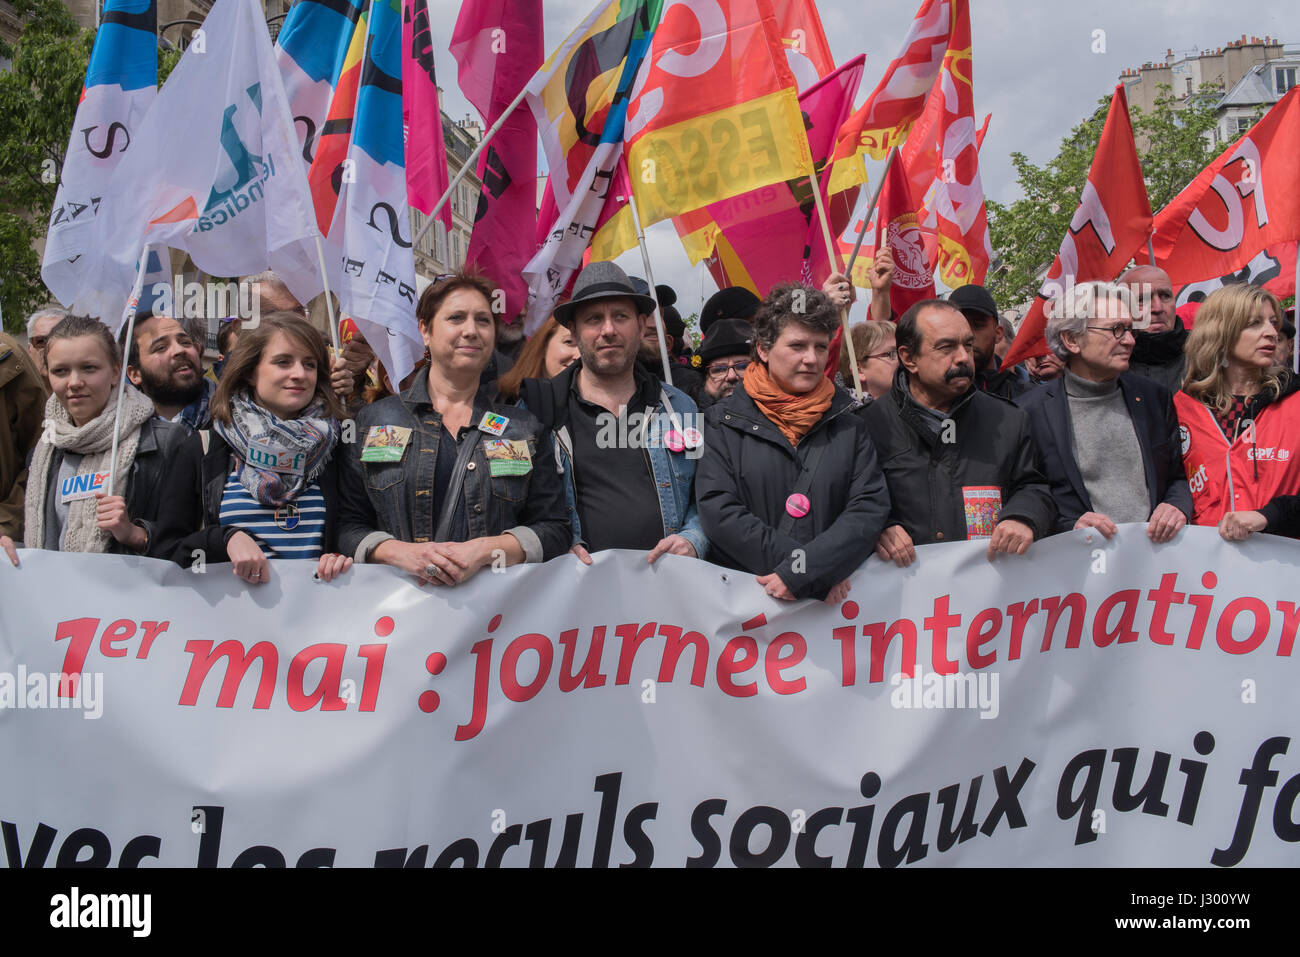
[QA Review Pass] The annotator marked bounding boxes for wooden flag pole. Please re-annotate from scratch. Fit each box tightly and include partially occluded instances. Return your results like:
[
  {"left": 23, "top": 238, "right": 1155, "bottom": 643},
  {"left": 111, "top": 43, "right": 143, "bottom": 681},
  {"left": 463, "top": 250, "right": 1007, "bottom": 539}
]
[
  {"left": 106, "top": 242, "right": 154, "bottom": 498},
  {"left": 809, "top": 172, "right": 863, "bottom": 401},
  {"left": 312, "top": 235, "right": 340, "bottom": 355},
  {"left": 410, "top": 84, "right": 531, "bottom": 250}
]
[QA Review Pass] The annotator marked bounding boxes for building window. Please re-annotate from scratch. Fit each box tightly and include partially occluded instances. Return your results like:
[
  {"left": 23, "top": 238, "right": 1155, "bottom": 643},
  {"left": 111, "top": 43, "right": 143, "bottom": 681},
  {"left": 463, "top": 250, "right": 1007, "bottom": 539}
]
[
  {"left": 1235, "top": 116, "right": 1254, "bottom": 136},
  {"left": 1278, "top": 67, "right": 1297, "bottom": 94}
]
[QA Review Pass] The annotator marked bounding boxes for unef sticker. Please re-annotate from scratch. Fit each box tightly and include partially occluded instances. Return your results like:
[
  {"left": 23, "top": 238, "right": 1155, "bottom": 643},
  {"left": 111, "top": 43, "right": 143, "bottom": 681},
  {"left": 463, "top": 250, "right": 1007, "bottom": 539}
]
[
  {"left": 484, "top": 439, "right": 532, "bottom": 476},
  {"left": 478, "top": 412, "right": 509, "bottom": 436},
  {"left": 60, "top": 470, "right": 111, "bottom": 504},
  {"left": 360, "top": 425, "right": 412, "bottom": 463},
  {"left": 962, "top": 486, "right": 1002, "bottom": 539},
  {"left": 248, "top": 440, "right": 307, "bottom": 475}
]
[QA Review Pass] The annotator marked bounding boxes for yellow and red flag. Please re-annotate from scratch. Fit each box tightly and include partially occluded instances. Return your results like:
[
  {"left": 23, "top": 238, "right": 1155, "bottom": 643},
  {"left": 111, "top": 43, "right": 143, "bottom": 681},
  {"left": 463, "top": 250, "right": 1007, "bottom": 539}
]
[
  {"left": 826, "top": 0, "right": 967, "bottom": 195},
  {"left": 306, "top": 8, "right": 368, "bottom": 235}
]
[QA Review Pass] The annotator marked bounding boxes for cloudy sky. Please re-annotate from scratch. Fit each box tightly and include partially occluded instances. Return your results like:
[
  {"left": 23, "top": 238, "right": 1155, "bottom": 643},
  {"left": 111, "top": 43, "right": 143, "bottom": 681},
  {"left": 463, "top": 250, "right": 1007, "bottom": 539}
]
[{"left": 427, "top": 0, "right": 1296, "bottom": 325}]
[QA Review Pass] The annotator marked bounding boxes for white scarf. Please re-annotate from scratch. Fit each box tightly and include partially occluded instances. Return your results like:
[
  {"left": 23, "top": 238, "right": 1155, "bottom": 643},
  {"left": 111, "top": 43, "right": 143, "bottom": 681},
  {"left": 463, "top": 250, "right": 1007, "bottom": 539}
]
[{"left": 25, "top": 385, "right": 156, "bottom": 552}]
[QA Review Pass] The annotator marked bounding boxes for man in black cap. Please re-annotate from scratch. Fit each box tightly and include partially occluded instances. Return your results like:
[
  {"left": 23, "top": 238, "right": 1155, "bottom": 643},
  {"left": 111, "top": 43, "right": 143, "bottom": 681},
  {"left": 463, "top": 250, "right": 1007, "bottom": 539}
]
[
  {"left": 519, "top": 261, "right": 708, "bottom": 565},
  {"left": 632, "top": 279, "right": 702, "bottom": 394},
  {"left": 693, "top": 318, "right": 754, "bottom": 411},
  {"left": 948, "top": 284, "right": 1030, "bottom": 401}
]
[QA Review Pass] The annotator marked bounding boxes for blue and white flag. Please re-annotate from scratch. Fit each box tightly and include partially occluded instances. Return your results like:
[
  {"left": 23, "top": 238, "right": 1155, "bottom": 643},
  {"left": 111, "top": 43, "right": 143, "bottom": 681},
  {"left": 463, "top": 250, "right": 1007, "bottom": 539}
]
[
  {"left": 75, "top": 0, "right": 323, "bottom": 325},
  {"left": 42, "top": 0, "right": 158, "bottom": 308}
]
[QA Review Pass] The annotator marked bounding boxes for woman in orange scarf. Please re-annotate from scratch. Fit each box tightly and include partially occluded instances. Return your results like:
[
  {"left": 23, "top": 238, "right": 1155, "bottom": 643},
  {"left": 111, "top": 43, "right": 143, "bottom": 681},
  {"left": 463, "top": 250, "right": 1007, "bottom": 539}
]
[{"left": 695, "top": 283, "right": 891, "bottom": 603}]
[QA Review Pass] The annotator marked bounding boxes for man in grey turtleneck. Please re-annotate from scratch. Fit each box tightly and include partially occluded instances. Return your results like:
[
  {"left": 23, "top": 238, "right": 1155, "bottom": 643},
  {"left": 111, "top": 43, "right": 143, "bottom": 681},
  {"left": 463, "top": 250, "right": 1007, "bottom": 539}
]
[{"left": 1017, "top": 281, "right": 1192, "bottom": 542}]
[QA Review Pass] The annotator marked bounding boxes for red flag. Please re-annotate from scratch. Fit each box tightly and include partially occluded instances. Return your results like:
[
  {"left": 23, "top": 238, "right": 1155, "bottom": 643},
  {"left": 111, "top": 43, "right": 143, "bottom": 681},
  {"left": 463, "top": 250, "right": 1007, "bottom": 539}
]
[
  {"left": 875, "top": 156, "right": 937, "bottom": 318},
  {"left": 450, "top": 0, "right": 543, "bottom": 321},
  {"left": 772, "top": 0, "right": 835, "bottom": 90},
  {"left": 1146, "top": 88, "right": 1300, "bottom": 286},
  {"left": 403, "top": 0, "right": 452, "bottom": 229},
  {"left": 826, "top": 0, "right": 964, "bottom": 194},
  {"left": 1003, "top": 84, "right": 1152, "bottom": 368}
]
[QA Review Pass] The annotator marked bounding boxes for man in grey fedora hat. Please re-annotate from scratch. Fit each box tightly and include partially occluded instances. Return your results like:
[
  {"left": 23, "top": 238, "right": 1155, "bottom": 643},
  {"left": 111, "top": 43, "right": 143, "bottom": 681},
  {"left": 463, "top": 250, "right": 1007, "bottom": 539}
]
[{"left": 519, "top": 261, "right": 708, "bottom": 565}]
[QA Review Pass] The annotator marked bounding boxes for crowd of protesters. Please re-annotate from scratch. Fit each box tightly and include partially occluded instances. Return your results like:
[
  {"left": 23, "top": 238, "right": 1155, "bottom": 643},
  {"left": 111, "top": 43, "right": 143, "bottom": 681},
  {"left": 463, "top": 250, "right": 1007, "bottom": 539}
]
[{"left": 2, "top": 254, "right": 1298, "bottom": 600}]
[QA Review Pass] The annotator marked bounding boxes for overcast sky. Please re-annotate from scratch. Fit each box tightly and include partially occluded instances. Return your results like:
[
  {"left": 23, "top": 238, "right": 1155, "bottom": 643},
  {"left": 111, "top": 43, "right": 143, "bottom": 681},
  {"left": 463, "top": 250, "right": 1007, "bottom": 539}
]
[{"left": 427, "top": 0, "right": 1297, "bottom": 325}]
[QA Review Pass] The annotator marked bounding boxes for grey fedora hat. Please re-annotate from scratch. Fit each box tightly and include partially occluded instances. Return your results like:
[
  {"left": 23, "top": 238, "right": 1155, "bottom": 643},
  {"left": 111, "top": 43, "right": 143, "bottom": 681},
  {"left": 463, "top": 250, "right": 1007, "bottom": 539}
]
[{"left": 553, "top": 261, "right": 658, "bottom": 326}]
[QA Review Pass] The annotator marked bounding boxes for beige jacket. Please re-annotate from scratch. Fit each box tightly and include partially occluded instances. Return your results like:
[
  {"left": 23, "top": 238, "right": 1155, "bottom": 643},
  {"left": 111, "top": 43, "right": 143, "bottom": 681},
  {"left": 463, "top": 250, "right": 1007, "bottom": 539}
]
[{"left": 0, "top": 332, "right": 47, "bottom": 539}]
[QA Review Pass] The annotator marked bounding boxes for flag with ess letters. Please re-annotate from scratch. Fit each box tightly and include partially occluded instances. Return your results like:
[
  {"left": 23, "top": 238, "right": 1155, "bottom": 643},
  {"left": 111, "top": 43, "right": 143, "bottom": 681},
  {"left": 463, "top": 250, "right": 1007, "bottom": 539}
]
[
  {"left": 42, "top": 0, "right": 159, "bottom": 309},
  {"left": 72, "top": 0, "right": 322, "bottom": 324},
  {"left": 1003, "top": 85, "right": 1152, "bottom": 368}
]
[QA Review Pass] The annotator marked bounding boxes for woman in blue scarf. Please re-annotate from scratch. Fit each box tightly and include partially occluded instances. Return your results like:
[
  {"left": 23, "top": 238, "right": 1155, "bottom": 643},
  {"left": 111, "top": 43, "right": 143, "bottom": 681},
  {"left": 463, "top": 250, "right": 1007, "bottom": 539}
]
[{"left": 150, "top": 312, "right": 349, "bottom": 585}]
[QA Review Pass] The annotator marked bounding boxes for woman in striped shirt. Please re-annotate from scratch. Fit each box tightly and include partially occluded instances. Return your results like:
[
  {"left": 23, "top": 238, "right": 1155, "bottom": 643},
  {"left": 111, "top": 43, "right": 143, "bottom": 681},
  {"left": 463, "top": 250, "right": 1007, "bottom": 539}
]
[{"left": 151, "top": 312, "right": 351, "bottom": 584}]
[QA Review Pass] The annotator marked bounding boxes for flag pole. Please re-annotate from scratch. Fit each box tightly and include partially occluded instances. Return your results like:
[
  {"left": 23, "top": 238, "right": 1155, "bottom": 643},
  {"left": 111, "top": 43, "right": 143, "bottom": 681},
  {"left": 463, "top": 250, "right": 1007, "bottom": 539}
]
[
  {"left": 810, "top": 173, "right": 864, "bottom": 401},
  {"left": 626, "top": 194, "right": 675, "bottom": 386},
  {"left": 844, "top": 147, "right": 898, "bottom": 278},
  {"left": 106, "top": 242, "right": 154, "bottom": 498},
  {"left": 410, "top": 84, "right": 530, "bottom": 250},
  {"left": 312, "top": 236, "right": 340, "bottom": 355},
  {"left": 1293, "top": 251, "right": 1299, "bottom": 376}
]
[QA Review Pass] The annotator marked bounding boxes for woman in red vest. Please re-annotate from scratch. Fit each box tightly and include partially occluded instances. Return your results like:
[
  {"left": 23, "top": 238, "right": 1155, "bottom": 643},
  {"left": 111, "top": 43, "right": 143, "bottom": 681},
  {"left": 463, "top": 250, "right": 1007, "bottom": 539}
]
[{"left": 1173, "top": 284, "right": 1300, "bottom": 526}]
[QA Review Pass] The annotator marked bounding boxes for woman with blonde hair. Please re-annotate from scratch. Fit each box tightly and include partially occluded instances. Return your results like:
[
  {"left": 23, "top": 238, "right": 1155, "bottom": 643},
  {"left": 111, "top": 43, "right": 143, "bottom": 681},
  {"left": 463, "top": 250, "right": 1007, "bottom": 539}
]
[
  {"left": 1173, "top": 283, "right": 1300, "bottom": 526},
  {"left": 837, "top": 320, "right": 898, "bottom": 401}
]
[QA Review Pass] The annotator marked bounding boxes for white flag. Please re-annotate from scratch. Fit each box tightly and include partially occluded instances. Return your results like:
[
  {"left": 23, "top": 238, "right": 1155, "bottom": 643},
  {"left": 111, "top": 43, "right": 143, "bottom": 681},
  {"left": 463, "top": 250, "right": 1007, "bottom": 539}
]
[
  {"left": 75, "top": 0, "right": 323, "bottom": 324},
  {"left": 42, "top": 0, "right": 158, "bottom": 308}
]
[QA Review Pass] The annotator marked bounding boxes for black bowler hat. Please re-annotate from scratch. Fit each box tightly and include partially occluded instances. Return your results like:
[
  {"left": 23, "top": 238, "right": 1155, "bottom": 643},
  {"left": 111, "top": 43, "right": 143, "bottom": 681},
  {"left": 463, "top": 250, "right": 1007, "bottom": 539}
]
[
  {"left": 554, "top": 262, "right": 658, "bottom": 326},
  {"left": 701, "top": 286, "right": 761, "bottom": 334},
  {"left": 698, "top": 318, "right": 754, "bottom": 365}
]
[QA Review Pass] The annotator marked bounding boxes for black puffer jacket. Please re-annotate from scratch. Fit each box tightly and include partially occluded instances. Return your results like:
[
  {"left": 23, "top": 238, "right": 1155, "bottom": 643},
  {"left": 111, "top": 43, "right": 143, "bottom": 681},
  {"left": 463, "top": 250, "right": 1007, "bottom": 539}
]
[
  {"left": 695, "top": 383, "right": 891, "bottom": 600},
  {"left": 858, "top": 371, "right": 1055, "bottom": 545}
]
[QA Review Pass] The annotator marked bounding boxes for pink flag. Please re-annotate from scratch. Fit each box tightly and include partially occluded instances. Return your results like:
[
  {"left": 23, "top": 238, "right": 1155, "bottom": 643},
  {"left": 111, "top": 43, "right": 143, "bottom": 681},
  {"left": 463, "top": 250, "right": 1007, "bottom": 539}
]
[
  {"left": 704, "top": 56, "right": 864, "bottom": 296},
  {"left": 403, "top": 0, "right": 452, "bottom": 229},
  {"left": 451, "top": 0, "right": 543, "bottom": 321}
]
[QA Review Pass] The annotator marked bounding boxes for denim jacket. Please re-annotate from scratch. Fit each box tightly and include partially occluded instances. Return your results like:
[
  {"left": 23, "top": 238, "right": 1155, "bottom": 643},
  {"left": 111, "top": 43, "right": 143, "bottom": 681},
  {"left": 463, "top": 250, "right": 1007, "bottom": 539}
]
[
  {"left": 337, "top": 374, "right": 571, "bottom": 563},
  {"left": 519, "top": 363, "right": 709, "bottom": 559}
]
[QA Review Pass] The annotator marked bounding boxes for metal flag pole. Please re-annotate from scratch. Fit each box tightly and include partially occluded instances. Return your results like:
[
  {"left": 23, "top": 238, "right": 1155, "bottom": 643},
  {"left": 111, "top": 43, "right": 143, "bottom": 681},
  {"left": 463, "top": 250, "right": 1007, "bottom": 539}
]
[
  {"left": 627, "top": 196, "right": 675, "bottom": 387},
  {"left": 810, "top": 172, "right": 863, "bottom": 401},
  {"left": 410, "top": 84, "right": 531, "bottom": 251},
  {"left": 106, "top": 242, "right": 154, "bottom": 498},
  {"left": 844, "top": 147, "right": 898, "bottom": 278}
]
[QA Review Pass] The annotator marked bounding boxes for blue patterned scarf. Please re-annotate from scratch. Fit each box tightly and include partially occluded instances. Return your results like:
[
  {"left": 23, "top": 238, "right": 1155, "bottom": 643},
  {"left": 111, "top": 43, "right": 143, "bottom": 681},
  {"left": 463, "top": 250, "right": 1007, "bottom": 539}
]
[{"left": 213, "top": 390, "right": 339, "bottom": 506}]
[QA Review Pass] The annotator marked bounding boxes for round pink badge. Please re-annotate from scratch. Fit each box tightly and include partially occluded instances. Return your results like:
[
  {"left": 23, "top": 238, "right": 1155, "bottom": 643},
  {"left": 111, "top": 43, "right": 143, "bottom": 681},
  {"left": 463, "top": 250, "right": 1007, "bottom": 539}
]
[
  {"left": 683, "top": 427, "right": 703, "bottom": 449},
  {"left": 785, "top": 493, "right": 811, "bottom": 518},
  {"left": 664, "top": 430, "right": 685, "bottom": 452}
]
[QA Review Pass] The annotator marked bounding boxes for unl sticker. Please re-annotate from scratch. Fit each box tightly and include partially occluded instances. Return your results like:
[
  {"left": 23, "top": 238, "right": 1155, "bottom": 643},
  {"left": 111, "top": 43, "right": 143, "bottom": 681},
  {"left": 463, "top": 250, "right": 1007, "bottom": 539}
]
[
  {"left": 484, "top": 439, "right": 532, "bottom": 476},
  {"left": 962, "top": 486, "right": 1002, "bottom": 539},
  {"left": 361, "top": 425, "right": 412, "bottom": 463},
  {"left": 60, "top": 470, "right": 111, "bottom": 504}
]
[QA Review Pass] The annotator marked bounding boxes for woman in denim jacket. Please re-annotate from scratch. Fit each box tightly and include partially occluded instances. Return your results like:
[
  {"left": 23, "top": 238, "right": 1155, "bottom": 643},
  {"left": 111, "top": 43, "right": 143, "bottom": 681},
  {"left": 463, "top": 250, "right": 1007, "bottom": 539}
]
[{"left": 337, "top": 273, "right": 570, "bottom": 586}]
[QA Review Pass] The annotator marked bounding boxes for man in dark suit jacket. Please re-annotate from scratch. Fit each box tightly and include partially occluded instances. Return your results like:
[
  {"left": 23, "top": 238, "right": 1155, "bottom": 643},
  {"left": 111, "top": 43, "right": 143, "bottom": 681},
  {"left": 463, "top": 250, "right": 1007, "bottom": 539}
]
[{"left": 1017, "top": 281, "right": 1191, "bottom": 541}]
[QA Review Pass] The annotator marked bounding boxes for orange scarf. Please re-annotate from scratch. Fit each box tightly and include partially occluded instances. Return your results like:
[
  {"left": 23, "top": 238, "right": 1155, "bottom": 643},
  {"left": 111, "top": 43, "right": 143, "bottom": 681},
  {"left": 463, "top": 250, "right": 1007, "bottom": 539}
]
[{"left": 743, "top": 361, "right": 834, "bottom": 447}]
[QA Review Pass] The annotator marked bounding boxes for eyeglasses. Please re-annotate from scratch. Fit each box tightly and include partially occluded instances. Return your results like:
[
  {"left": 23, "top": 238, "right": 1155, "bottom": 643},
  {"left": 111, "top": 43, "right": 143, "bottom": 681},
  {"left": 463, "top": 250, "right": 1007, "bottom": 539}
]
[
  {"left": 866, "top": 348, "right": 898, "bottom": 361},
  {"left": 706, "top": 359, "right": 749, "bottom": 380},
  {"left": 1085, "top": 323, "right": 1135, "bottom": 340}
]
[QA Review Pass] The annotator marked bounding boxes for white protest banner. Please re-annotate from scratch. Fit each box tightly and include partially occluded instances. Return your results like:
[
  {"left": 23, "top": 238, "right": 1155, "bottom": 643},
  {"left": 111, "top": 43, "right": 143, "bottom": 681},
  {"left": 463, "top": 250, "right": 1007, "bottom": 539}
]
[{"left": 1, "top": 526, "right": 1296, "bottom": 867}]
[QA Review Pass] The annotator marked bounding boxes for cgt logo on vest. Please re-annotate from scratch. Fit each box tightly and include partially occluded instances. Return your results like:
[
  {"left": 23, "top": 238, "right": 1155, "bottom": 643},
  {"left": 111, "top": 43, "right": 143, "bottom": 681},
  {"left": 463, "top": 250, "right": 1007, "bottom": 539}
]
[{"left": 1247, "top": 446, "right": 1291, "bottom": 462}]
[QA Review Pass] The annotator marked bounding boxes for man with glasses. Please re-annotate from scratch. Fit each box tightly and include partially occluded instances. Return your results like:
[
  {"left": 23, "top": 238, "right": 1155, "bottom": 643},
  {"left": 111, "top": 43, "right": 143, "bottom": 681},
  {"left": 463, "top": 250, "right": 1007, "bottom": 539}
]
[
  {"left": 25, "top": 307, "right": 68, "bottom": 393},
  {"left": 694, "top": 319, "right": 753, "bottom": 410},
  {"left": 1019, "top": 281, "right": 1190, "bottom": 542}
]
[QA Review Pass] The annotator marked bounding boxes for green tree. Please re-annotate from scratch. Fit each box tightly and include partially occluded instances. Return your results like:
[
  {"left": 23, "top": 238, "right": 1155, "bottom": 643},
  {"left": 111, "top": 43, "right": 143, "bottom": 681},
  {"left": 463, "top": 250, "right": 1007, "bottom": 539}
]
[
  {"left": 0, "top": 0, "right": 90, "bottom": 332},
  {"left": 987, "top": 84, "right": 1226, "bottom": 312},
  {"left": 0, "top": 1, "right": 184, "bottom": 333}
]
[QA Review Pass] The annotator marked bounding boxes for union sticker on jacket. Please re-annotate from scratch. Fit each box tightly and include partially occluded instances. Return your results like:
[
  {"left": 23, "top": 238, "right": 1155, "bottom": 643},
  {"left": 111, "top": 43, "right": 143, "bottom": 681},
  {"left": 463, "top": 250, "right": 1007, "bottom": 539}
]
[
  {"left": 360, "top": 426, "right": 412, "bottom": 462},
  {"left": 962, "top": 486, "right": 1002, "bottom": 539},
  {"left": 483, "top": 439, "right": 532, "bottom": 476}
]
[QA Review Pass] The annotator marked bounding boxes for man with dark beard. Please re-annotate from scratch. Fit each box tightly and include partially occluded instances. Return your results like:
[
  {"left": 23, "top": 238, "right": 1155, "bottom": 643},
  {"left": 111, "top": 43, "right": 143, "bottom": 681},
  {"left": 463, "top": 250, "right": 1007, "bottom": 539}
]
[
  {"left": 858, "top": 300, "right": 1054, "bottom": 566},
  {"left": 122, "top": 311, "right": 213, "bottom": 432}
]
